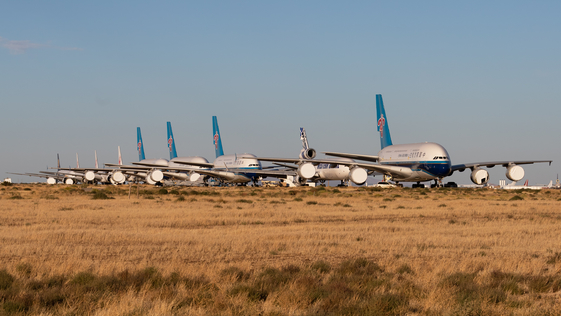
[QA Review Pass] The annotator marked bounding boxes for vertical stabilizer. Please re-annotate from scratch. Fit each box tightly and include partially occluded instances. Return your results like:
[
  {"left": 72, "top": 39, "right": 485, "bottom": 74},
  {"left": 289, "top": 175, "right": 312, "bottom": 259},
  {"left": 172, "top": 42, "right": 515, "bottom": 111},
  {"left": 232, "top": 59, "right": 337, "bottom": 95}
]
[
  {"left": 57, "top": 154, "right": 61, "bottom": 169},
  {"left": 167, "top": 122, "right": 178, "bottom": 160},
  {"left": 118, "top": 146, "right": 123, "bottom": 165},
  {"left": 376, "top": 94, "right": 393, "bottom": 149},
  {"left": 95, "top": 150, "right": 99, "bottom": 168},
  {"left": 137, "top": 127, "right": 146, "bottom": 161},
  {"left": 300, "top": 128, "right": 309, "bottom": 150},
  {"left": 76, "top": 153, "right": 80, "bottom": 168},
  {"left": 212, "top": 116, "right": 224, "bottom": 158}
]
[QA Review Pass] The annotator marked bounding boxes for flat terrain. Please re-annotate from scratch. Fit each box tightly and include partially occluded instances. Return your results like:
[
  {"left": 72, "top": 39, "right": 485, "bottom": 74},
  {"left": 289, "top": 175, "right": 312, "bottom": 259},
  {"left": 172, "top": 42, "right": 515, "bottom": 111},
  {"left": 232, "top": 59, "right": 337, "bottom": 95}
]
[{"left": 1, "top": 184, "right": 561, "bottom": 315}]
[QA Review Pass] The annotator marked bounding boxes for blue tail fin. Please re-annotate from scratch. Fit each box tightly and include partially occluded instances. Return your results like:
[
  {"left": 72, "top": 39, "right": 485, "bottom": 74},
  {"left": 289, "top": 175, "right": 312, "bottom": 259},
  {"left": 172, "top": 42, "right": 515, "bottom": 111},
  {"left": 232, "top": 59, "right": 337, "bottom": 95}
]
[
  {"left": 137, "top": 127, "right": 146, "bottom": 161},
  {"left": 212, "top": 116, "right": 224, "bottom": 158},
  {"left": 376, "top": 94, "right": 393, "bottom": 149},
  {"left": 167, "top": 122, "right": 178, "bottom": 160}
]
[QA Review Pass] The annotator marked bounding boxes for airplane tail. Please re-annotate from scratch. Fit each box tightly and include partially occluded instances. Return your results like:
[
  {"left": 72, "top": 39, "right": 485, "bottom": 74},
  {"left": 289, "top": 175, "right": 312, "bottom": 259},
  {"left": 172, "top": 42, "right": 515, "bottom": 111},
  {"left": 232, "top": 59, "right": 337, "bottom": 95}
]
[
  {"left": 299, "top": 127, "right": 316, "bottom": 159},
  {"left": 212, "top": 116, "right": 224, "bottom": 158},
  {"left": 118, "top": 146, "right": 123, "bottom": 165},
  {"left": 76, "top": 153, "right": 80, "bottom": 168},
  {"left": 137, "top": 127, "right": 146, "bottom": 161},
  {"left": 524, "top": 179, "right": 529, "bottom": 186},
  {"left": 167, "top": 121, "right": 178, "bottom": 160},
  {"left": 57, "top": 154, "right": 61, "bottom": 169},
  {"left": 95, "top": 150, "right": 99, "bottom": 168},
  {"left": 376, "top": 94, "right": 393, "bottom": 149}
]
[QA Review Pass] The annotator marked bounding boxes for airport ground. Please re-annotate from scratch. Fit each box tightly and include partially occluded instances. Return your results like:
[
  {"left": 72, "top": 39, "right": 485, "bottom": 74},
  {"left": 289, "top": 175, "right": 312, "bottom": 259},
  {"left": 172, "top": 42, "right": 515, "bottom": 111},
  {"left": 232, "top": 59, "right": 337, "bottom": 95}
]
[{"left": 1, "top": 183, "right": 561, "bottom": 315}]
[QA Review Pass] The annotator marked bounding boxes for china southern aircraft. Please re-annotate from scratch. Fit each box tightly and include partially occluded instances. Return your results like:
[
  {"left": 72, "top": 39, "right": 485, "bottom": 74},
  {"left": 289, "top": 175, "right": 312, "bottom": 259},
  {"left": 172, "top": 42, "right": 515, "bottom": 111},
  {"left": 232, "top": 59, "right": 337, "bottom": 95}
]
[
  {"left": 173, "top": 116, "right": 294, "bottom": 185},
  {"left": 127, "top": 122, "right": 212, "bottom": 184},
  {"left": 322, "top": 94, "right": 552, "bottom": 187},
  {"left": 258, "top": 128, "right": 369, "bottom": 186}
]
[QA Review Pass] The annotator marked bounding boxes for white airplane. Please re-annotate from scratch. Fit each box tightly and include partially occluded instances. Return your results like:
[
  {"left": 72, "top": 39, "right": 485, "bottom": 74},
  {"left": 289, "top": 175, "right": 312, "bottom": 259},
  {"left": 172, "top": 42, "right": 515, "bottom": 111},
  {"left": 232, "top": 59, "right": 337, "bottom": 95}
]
[
  {"left": 55, "top": 148, "right": 132, "bottom": 185},
  {"left": 129, "top": 122, "right": 211, "bottom": 184},
  {"left": 258, "top": 128, "right": 369, "bottom": 186},
  {"left": 172, "top": 116, "right": 295, "bottom": 186},
  {"left": 321, "top": 94, "right": 552, "bottom": 188},
  {"left": 12, "top": 154, "right": 86, "bottom": 184}
]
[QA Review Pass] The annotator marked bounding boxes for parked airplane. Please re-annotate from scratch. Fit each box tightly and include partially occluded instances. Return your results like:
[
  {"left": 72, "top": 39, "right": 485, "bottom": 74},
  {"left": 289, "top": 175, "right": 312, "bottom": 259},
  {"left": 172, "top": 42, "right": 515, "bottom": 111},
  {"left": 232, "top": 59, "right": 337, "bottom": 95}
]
[
  {"left": 12, "top": 154, "right": 86, "bottom": 184},
  {"left": 106, "top": 127, "right": 169, "bottom": 185},
  {"left": 128, "top": 122, "right": 211, "bottom": 184},
  {"left": 57, "top": 148, "right": 129, "bottom": 185},
  {"left": 499, "top": 179, "right": 554, "bottom": 190},
  {"left": 173, "top": 116, "right": 294, "bottom": 185},
  {"left": 257, "top": 128, "right": 369, "bottom": 186},
  {"left": 322, "top": 94, "right": 552, "bottom": 187}
]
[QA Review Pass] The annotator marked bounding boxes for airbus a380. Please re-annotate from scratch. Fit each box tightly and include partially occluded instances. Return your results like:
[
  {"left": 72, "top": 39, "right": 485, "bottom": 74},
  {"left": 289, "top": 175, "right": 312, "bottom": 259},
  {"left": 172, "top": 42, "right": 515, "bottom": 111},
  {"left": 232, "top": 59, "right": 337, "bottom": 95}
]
[
  {"left": 173, "top": 116, "right": 294, "bottom": 185},
  {"left": 128, "top": 122, "right": 211, "bottom": 184},
  {"left": 323, "top": 94, "right": 552, "bottom": 187}
]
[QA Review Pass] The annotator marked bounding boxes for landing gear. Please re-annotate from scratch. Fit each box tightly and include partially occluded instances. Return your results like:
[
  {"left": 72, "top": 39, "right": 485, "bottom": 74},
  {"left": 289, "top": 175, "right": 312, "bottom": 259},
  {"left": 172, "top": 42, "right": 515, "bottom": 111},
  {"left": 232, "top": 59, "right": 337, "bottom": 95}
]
[
  {"left": 412, "top": 182, "right": 425, "bottom": 189},
  {"left": 430, "top": 179, "right": 443, "bottom": 188}
]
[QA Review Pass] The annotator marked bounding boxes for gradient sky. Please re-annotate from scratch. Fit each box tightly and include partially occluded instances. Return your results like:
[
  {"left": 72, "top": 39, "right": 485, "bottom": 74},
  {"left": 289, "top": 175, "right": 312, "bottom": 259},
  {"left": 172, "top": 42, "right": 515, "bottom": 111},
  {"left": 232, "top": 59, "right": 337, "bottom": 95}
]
[{"left": 2, "top": 1, "right": 560, "bottom": 185}]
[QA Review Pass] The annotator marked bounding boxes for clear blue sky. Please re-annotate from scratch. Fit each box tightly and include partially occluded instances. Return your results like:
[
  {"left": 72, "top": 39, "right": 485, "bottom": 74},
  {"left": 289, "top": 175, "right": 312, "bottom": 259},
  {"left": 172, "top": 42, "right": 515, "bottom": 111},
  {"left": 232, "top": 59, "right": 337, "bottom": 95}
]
[{"left": 1, "top": 1, "right": 559, "bottom": 185}]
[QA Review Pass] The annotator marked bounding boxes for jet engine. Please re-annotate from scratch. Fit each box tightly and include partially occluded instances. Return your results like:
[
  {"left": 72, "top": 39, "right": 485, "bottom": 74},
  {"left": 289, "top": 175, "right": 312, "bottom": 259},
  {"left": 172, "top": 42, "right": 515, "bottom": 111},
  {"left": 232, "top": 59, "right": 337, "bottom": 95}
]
[
  {"left": 297, "top": 162, "right": 316, "bottom": 179},
  {"left": 47, "top": 177, "right": 57, "bottom": 185},
  {"left": 65, "top": 178, "right": 74, "bottom": 185},
  {"left": 189, "top": 172, "right": 201, "bottom": 182},
  {"left": 470, "top": 168, "right": 489, "bottom": 185},
  {"left": 84, "top": 171, "right": 101, "bottom": 182},
  {"left": 506, "top": 165, "right": 524, "bottom": 182},
  {"left": 299, "top": 148, "right": 317, "bottom": 159},
  {"left": 349, "top": 167, "right": 368, "bottom": 185},
  {"left": 110, "top": 171, "right": 126, "bottom": 185},
  {"left": 149, "top": 170, "right": 164, "bottom": 182}
]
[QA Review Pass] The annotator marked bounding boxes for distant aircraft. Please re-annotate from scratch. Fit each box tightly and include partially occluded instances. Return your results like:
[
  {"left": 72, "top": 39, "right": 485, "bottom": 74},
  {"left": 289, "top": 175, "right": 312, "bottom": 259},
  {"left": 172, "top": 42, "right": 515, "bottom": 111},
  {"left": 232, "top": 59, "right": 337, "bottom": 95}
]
[
  {"left": 12, "top": 154, "right": 86, "bottom": 184},
  {"left": 173, "top": 116, "right": 294, "bottom": 185},
  {"left": 323, "top": 94, "right": 552, "bottom": 187},
  {"left": 129, "top": 122, "right": 211, "bottom": 184},
  {"left": 258, "top": 128, "right": 369, "bottom": 186}
]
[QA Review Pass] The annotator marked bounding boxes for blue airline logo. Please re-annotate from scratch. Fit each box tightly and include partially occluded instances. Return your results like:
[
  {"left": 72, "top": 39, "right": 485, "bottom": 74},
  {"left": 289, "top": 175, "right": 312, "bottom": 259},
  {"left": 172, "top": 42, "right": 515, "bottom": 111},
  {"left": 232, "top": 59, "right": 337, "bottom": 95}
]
[{"left": 377, "top": 114, "right": 386, "bottom": 138}]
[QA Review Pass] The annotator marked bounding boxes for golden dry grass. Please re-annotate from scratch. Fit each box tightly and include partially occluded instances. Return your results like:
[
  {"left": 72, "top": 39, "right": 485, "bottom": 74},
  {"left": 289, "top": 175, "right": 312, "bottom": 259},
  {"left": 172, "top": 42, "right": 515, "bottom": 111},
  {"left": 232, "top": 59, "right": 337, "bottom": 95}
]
[{"left": 1, "top": 183, "right": 561, "bottom": 315}]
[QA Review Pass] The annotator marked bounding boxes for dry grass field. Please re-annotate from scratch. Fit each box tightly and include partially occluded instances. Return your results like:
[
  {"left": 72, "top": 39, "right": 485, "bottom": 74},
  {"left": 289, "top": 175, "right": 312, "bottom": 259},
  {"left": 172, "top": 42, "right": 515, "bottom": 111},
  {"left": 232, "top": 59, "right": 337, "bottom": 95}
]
[{"left": 1, "top": 183, "right": 561, "bottom": 315}]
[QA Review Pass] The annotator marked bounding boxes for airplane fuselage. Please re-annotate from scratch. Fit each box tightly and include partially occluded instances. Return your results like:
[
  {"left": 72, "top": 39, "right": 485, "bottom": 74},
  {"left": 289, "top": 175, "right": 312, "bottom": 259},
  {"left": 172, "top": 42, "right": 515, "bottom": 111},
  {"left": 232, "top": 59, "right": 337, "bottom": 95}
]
[
  {"left": 212, "top": 153, "right": 262, "bottom": 183},
  {"left": 378, "top": 142, "right": 451, "bottom": 182},
  {"left": 315, "top": 158, "right": 355, "bottom": 181}
]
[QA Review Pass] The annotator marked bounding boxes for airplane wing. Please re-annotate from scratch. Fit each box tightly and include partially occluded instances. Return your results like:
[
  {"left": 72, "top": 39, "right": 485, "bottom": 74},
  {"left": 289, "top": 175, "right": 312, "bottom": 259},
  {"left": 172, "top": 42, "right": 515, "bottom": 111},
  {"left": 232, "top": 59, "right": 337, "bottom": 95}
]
[
  {"left": 451, "top": 160, "right": 552, "bottom": 173},
  {"left": 257, "top": 157, "right": 410, "bottom": 178},
  {"left": 323, "top": 152, "right": 379, "bottom": 162},
  {"left": 166, "top": 161, "right": 215, "bottom": 168}
]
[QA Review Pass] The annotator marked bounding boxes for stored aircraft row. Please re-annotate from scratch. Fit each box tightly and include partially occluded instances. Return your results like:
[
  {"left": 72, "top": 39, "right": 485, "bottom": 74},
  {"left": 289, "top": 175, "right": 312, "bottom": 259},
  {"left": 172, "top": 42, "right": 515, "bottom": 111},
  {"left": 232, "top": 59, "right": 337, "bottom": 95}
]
[{"left": 11, "top": 94, "right": 552, "bottom": 187}]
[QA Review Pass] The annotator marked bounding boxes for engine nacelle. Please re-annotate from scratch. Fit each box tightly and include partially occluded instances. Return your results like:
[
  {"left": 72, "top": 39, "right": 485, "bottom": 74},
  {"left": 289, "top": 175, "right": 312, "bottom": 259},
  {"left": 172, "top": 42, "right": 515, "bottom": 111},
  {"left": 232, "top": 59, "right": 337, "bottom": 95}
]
[
  {"left": 349, "top": 167, "right": 368, "bottom": 185},
  {"left": 506, "top": 165, "right": 524, "bottom": 182},
  {"left": 65, "top": 178, "right": 74, "bottom": 185},
  {"left": 149, "top": 170, "right": 164, "bottom": 182},
  {"left": 84, "top": 171, "right": 101, "bottom": 182},
  {"left": 297, "top": 162, "right": 316, "bottom": 179},
  {"left": 470, "top": 168, "right": 489, "bottom": 185},
  {"left": 111, "top": 171, "right": 126, "bottom": 184},
  {"left": 47, "top": 177, "right": 57, "bottom": 185},
  {"left": 189, "top": 172, "right": 201, "bottom": 182},
  {"left": 299, "top": 148, "right": 317, "bottom": 159}
]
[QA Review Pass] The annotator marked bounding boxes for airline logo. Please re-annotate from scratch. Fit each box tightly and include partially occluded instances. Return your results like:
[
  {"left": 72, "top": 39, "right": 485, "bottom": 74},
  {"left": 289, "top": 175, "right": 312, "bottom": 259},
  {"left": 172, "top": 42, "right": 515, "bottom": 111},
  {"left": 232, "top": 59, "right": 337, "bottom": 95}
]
[
  {"left": 377, "top": 114, "right": 385, "bottom": 138},
  {"left": 213, "top": 132, "right": 219, "bottom": 149},
  {"left": 168, "top": 136, "right": 173, "bottom": 152},
  {"left": 137, "top": 141, "right": 142, "bottom": 154}
]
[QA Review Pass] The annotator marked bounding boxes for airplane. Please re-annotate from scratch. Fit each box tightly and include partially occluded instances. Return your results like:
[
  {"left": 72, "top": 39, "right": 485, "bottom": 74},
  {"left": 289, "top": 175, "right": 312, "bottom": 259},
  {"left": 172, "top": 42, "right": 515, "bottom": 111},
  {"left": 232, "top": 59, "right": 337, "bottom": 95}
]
[
  {"left": 131, "top": 122, "right": 211, "bottom": 184},
  {"left": 499, "top": 179, "right": 554, "bottom": 190},
  {"left": 54, "top": 148, "right": 131, "bottom": 185},
  {"left": 320, "top": 94, "right": 552, "bottom": 188},
  {"left": 105, "top": 127, "right": 170, "bottom": 185},
  {"left": 12, "top": 154, "right": 86, "bottom": 184},
  {"left": 257, "top": 128, "right": 369, "bottom": 186},
  {"left": 172, "top": 116, "right": 295, "bottom": 186}
]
